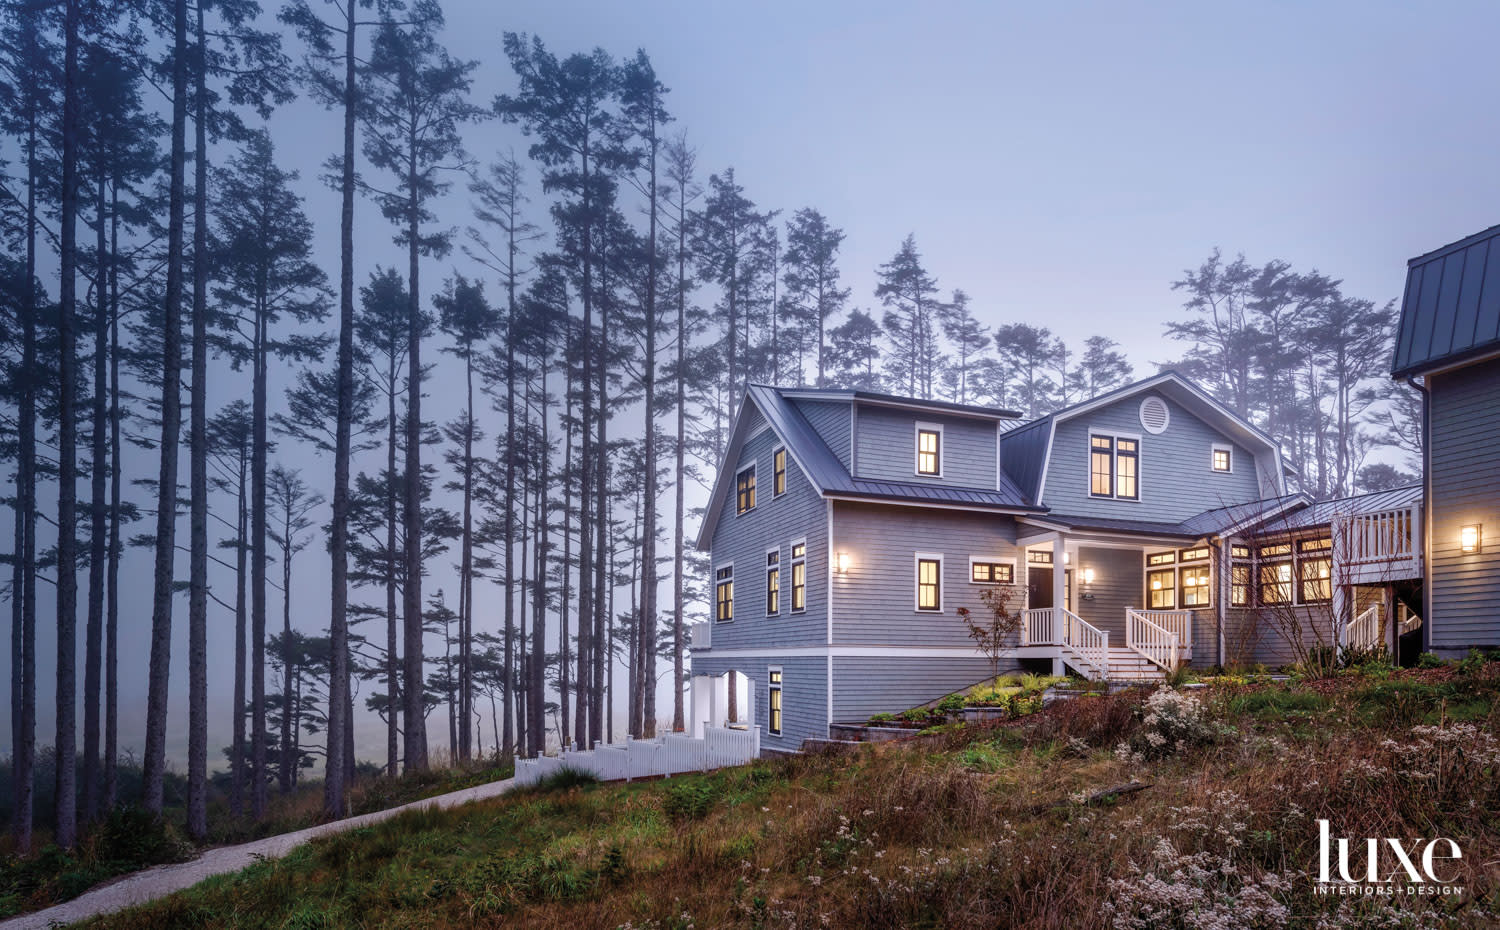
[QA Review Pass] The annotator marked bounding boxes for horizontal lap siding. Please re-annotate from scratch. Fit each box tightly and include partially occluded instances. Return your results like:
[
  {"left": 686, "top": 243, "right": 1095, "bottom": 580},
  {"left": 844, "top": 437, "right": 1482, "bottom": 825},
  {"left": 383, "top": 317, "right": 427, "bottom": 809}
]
[
  {"left": 1428, "top": 363, "right": 1500, "bottom": 648},
  {"left": 1224, "top": 607, "right": 1332, "bottom": 669},
  {"left": 1073, "top": 546, "right": 1141, "bottom": 640},
  {"left": 1043, "top": 393, "right": 1263, "bottom": 522},
  {"left": 855, "top": 405, "right": 998, "bottom": 489},
  {"left": 708, "top": 412, "right": 828, "bottom": 650},
  {"left": 831, "top": 501, "right": 1022, "bottom": 647},
  {"left": 793, "top": 399, "right": 853, "bottom": 472},
  {"left": 832, "top": 655, "right": 1010, "bottom": 722},
  {"left": 692, "top": 655, "right": 827, "bottom": 751}
]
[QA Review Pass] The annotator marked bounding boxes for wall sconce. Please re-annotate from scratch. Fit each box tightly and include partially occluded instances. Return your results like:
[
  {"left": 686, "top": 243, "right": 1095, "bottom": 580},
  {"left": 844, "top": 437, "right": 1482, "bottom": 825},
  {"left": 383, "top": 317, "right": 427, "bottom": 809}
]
[
  {"left": 1082, "top": 568, "right": 1096, "bottom": 585},
  {"left": 1063, "top": 552, "right": 1071, "bottom": 565},
  {"left": 1461, "top": 524, "right": 1482, "bottom": 554},
  {"left": 835, "top": 551, "right": 851, "bottom": 574}
]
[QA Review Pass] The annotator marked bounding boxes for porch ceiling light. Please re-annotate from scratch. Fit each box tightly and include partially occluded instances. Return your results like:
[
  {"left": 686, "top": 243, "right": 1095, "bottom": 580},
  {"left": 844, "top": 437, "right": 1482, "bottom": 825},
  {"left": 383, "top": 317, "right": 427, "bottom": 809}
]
[
  {"left": 1461, "top": 524, "right": 1482, "bottom": 554},
  {"left": 835, "top": 551, "right": 851, "bottom": 573}
]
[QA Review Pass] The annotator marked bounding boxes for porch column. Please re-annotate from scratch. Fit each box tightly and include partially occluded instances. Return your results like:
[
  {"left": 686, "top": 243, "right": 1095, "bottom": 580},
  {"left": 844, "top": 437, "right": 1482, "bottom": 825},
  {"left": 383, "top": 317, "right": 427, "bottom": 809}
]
[
  {"left": 1052, "top": 536, "right": 1066, "bottom": 619},
  {"left": 1332, "top": 583, "right": 1349, "bottom": 651},
  {"left": 1216, "top": 538, "right": 1232, "bottom": 668}
]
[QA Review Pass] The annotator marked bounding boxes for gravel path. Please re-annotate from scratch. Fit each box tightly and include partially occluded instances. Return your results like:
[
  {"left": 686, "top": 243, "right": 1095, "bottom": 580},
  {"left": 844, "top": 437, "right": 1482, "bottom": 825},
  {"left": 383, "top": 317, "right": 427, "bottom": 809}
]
[{"left": 0, "top": 775, "right": 520, "bottom": 930}]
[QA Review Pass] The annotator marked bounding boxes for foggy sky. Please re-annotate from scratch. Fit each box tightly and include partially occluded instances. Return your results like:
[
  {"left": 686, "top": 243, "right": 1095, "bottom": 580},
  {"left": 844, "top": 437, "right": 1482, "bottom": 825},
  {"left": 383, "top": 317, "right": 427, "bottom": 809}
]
[{"left": 6, "top": 0, "right": 1497, "bottom": 767}]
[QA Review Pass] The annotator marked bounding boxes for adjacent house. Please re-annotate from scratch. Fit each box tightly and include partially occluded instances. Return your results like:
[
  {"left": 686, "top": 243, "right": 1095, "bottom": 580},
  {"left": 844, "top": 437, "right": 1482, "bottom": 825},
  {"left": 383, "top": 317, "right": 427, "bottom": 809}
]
[
  {"left": 1392, "top": 223, "right": 1500, "bottom": 658},
  {"left": 688, "top": 373, "right": 1425, "bottom": 752}
]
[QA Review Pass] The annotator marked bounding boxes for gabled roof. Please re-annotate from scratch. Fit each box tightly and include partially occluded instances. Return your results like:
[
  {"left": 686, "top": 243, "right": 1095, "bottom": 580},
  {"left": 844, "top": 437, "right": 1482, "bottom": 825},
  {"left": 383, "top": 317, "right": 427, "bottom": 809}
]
[
  {"left": 1392, "top": 223, "right": 1500, "bottom": 379},
  {"left": 777, "top": 385, "right": 1022, "bottom": 421},
  {"left": 999, "top": 371, "right": 1288, "bottom": 503},
  {"left": 694, "top": 385, "right": 1038, "bottom": 549},
  {"left": 1032, "top": 493, "right": 1310, "bottom": 543}
]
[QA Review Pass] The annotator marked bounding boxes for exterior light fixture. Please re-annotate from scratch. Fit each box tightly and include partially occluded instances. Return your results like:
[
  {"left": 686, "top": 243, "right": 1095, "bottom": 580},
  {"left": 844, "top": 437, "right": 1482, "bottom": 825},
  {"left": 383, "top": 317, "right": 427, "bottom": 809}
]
[
  {"left": 835, "top": 551, "right": 851, "bottom": 574},
  {"left": 1082, "top": 568, "right": 1096, "bottom": 585},
  {"left": 1063, "top": 552, "right": 1071, "bottom": 564},
  {"left": 1461, "top": 524, "right": 1482, "bottom": 554}
]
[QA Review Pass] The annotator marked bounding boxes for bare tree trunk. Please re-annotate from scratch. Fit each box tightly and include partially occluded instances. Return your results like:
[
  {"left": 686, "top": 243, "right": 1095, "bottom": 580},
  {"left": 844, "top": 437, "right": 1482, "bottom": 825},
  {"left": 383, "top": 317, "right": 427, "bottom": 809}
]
[
  {"left": 251, "top": 286, "right": 269, "bottom": 819},
  {"left": 559, "top": 354, "right": 573, "bottom": 750},
  {"left": 231, "top": 437, "right": 247, "bottom": 815},
  {"left": 640, "top": 95, "right": 661, "bottom": 740},
  {"left": 83, "top": 170, "right": 107, "bottom": 825},
  {"left": 669, "top": 144, "right": 692, "bottom": 733},
  {"left": 143, "top": 0, "right": 188, "bottom": 820},
  {"left": 323, "top": 1, "right": 357, "bottom": 817},
  {"left": 279, "top": 501, "right": 294, "bottom": 793},
  {"left": 105, "top": 190, "right": 122, "bottom": 809},
  {"left": 402, "top": 147, "right": 428, "bottom": 772},
  {"left": 385, "top": 351, "right": 399, "bottom": 776},
  {"left": 592, "top": 259, "right": 609, "bottom": 746},
  {"left": 531, "top": 348, "right": 549, "bottom": 756},
  {"left": 186, "top": 0, "right": 211, "bottom": 839}
]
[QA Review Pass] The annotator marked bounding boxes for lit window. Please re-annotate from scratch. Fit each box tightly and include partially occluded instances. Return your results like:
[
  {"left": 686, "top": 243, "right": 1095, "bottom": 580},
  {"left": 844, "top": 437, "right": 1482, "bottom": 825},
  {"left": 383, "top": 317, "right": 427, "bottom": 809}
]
[
  {"left": 1028, "top": 549, "right": 1053, "bottom": 564},
  {"left": 736, "top": 466, "right": 756, "bottom": 515},
  {"left": 1298, "top": 537, "right": 1332, "bottom": 553},
  {"left": 1212, "top": 446, "right": 1232, "bottom": 472},
  {"left": 1231, "top": 563, "right": 1251, "bottom": 606},
  {"left": 1259, "top": 542, "right": 1291, "bottom": 558},
  {"left": 773, "top": 448, "right": 787, "bottom": 496},
  {"left": 1231, "top": 544, "right": 1251, "bottom": 559},
  {"left": 1115, "top": 438, "right": 1139, "bottom": 500},
  {"left": 1147, "top": 567, "right": 1176, "bottom": 609},
  {"left": 916, "top": 427, "right": 941, "bottom": 476},
  {"left": 715, "top": 566, "right": 734, "bottom": 622},
  {"left": 791, "top": 542, "right": 806, "bottom": 612},
  {"left": 1147, "top": 550, "right": 1176, "bottom": 566},
  {"left": 1178, "top": 547, "right": 1209, "bottom": 562},
  {"left": 1259, "top": 562, "right": 1292, "bottom": 605},
  {"left": 916, "top": 557, "right": 942, "bottom": 611},
  {"left": 1299, "top": 556, "right": 1332, "bottom": 603},
  {"left": 970, "top": 560, "right": 1014, "bottom": 584},
  {"left": 765, "top": 551, "right": 779, "bottom": 615},
  {"left": 1181, "top": 564, "right": 1211, "bottom": 608},
  {"left": 1090, "top": 435, "right": 1113, "bottom": 496},
  {"left": 768, "top": 669, "right": 783, "bottom": 736}
]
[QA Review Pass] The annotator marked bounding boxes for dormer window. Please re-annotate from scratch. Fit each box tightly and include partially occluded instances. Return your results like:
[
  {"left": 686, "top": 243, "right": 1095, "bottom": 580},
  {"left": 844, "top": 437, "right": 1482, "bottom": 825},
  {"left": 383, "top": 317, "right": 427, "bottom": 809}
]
[
  {"left": 915, "top": 424, "right": 942, "bottom": 476},
  {"left": 1089, "top": 432, "right": 1139, "bottom": 500},
  {"left": 735, "top": 465, "right": 756, "bottom": 515},
  {"left": 1211, "top": 444, "right": 1232, "bottom": 473}
]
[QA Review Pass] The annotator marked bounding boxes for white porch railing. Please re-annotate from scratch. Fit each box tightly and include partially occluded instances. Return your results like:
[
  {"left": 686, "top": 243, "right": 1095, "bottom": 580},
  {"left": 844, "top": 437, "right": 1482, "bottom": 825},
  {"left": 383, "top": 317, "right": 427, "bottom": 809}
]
[
  {"left": 1135, "top": 609, "right": 1192, "bottom": 663},
  {"left": 513, "top": 725, "right": 760, "bottom": 787},
  {"left": 1058, "top": 608, "right": 1108, "bottom": 680},
  {"left": 1398, "top": 606, "right": 1422, "bottom": 636},
  {"left": 1345, "top": 604, "right": 1383, "bottom": 652},
  {"left": 689, "top": 621, "right": 711, "bottom": 650},
  {"left": 1336, "top": 507, "right": 1419, "bottom": 566},
  {"left": 1020, "top": 607, "right": 1058, "bottom": 645},
  {"left": 1126, "top": 609, "right": 1180, "bottom": 673}
]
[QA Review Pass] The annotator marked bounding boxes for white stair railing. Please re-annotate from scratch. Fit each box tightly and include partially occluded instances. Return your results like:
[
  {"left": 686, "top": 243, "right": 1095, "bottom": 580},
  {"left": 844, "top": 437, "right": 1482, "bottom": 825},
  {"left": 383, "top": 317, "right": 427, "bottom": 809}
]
[
  {"left": 1126, "top": 609, "right": 1180, "bottom": 673},
  {"left": 1345, "top": 604, "right": 1383, "bottom": 652},
  {"left": 1398, "top": 607, "right": 1422, "bottom": 635},
  {"left": 1021, "top": 608, "right": 1058, "bottom": 645},
  {"left": 1058, "top": 608, "right": 1108, "bottom": 680},
  {"left": 1137, "top": 609, "right": 1193, "bottom": 662}
]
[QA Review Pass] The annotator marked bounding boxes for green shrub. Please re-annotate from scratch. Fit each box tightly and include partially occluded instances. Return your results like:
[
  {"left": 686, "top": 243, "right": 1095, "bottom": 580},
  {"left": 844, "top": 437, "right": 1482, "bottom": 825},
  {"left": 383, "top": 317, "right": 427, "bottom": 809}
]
[
  {"left": 1228, "top": 689, "right": 1327, "bottom": 717},
  {"left": 935, "top": 694, "right": 965, "bottom": 716},
  {"left": 664, "top": 779, "right": 720, "bottom": 821},
  {"left": 868, "top": 712, "right": 896, "bottom": 724},
  {"left": 1417, "top": 652, "right": 1446, "bottom": 669},
  {"left": 532, "top": 767, "right": 599, "bottom": 793}
]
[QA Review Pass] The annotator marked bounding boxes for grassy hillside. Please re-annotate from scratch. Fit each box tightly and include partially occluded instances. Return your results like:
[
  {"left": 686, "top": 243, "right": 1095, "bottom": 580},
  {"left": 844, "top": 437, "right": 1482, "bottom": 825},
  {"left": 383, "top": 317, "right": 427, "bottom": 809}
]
[{"left": 84, "top": 663, "right": 1500, "bottom": 929}]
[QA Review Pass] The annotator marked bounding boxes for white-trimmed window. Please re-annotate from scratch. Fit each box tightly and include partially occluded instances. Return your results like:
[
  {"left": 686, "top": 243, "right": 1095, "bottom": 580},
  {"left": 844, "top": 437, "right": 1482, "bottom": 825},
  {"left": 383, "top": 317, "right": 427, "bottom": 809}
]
[
  {"left": 1230, "top": 543, "right": 1251, "bottom": 606},
  {"left": 772, "top": 447, "right": 788, "bottom": 496},
  {"left": 735, "top": 464, "right": 756, "bottom": 515},
  {"left": 768, "top": 668, "right": 783, "bottom": 736},
  {"left": 715, "top": 564, "right": 734, "bottom": 622},
  {"left": 1297, "top": 537, "right": 1332, "bottom": 604},
  {"left": 915, "top": 552, "right": 943, "bottom": 611},
  {"left": 1089, "top": 432, "right": 1140, "bottom": 500},
  {"left": 1147, "top": 566, "right": 1176, "bottom": 609},
  {"left": 765, "top": 549, "right": 780, "bottom": 615},
  {"left": 969, "top": 557, "right": 1016, "bottom": 584},
  {"left": 915, "top": 423, "right": 943, "bottom": 476},
  {"left": 790, "top": 540, "right": 807, "bottom": 612},
  {"left": 1257, "top": 542, "right": 1293, "bottom": 605},
  {"left": 1211, "top": 444, "right": 1233, "bottom": 473},
  {"left": 1180, "top": 563, "right": 1211, "bottom": 608}
]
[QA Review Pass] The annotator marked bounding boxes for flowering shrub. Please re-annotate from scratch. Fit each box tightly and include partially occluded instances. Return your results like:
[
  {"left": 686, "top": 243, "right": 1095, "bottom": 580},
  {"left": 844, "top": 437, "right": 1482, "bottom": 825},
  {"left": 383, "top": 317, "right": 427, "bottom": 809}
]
[{"left": 1115, "top": 687, "right": 1220, "bottom": 763}]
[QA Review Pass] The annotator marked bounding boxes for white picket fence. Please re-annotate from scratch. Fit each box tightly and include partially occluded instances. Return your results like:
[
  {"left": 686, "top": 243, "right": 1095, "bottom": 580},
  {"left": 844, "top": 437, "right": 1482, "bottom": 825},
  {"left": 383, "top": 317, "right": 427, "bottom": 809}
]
[{"left": 512, "top": 725, "right": 762, "bottom": 787}]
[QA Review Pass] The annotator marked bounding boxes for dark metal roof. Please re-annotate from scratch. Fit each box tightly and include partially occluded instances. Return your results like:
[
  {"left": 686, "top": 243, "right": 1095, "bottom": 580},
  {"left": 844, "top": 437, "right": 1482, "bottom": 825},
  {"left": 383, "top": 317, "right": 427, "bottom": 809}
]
[
  {"left": 744, "top": 384, "right": 850, "bottom": 493},
  {"left": 1034, "top": 514, "right": 1201, "bottom": 541},
  {"left": 769, "top": 384, "right": 1022, "bottom": 420},
  {"left": 1393, "top": 223, "right": 1500, "bottom": 378},
  {"left": 1253, "top": 484, "right": 1422, "bottom": 532},
  {"left": 997, "top": 415, "right": 1052, "bottom": 501},
  {"left": 832, "top": 475, "right": 1043, "bottom": 511},
  {"left": 1041, "top": 493, "right": 1311, "bottom": 541}
]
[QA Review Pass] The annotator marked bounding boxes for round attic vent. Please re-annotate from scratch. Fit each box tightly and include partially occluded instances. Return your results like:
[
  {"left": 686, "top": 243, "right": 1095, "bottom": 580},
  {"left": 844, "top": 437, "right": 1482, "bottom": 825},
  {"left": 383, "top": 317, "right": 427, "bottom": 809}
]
[{"left": 1139, "top": 396, "right": 1170, "bottom": 434}]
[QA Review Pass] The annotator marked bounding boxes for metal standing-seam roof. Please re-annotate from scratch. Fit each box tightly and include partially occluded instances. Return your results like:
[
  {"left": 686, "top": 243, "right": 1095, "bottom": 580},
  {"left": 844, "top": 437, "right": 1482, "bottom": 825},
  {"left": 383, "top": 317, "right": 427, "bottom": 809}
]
[
  {"left": 1252, "top": 484, "right": 1422, "bottom": 533},
  {"left": 1393, "top": 223, "right": 1500, "bottom": 378}
]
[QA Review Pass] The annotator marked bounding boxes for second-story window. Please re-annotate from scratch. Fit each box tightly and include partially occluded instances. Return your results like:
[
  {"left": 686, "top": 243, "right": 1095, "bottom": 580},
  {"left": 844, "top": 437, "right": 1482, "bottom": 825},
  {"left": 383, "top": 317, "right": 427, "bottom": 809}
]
[
  {"left": 715, "top": 566, "right": 734, "bottom": 622},
  {"left": 790, "top": 541, "right": 806, "bottom": 611},
  {"left": 1090, "top": 434, "right": 1140, "bottom": 500},
  {"left": 766, "top": 550, "right": 780, "bottom": 615},
  {"left": 916, "top": 425, "right": 942, "bottom": 476},
  {"left": 1212, "top": 445, "right": 1232, "bottom": 473},
  {"left": 916, "top": 554, "right": 942, "bottom": 611},
  {"left": 1090, "top": 435, "right": 1113, "bottom": 496},
  {"left": 736, "top": 465, "right": 756, "bottom": 515},
  {"left": 1115, "top": 438, "right": 1139, "bottom": 500},
  {"left": 773, "top": 447, "right": 787, "bottom": 496}
]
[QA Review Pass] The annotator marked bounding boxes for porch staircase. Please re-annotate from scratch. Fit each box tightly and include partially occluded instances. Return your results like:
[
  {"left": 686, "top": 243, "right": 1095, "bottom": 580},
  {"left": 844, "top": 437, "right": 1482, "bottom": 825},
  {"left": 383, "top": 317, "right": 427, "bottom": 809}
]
[{"left": 1104, "top": 647, "right": 1168, "bottom": 682}]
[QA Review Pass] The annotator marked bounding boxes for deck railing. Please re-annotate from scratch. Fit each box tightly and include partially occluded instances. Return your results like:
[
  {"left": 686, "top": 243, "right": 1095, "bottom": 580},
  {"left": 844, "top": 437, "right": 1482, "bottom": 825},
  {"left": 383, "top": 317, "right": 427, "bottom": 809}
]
[
  {"left": 1345, "top": 603, "right": 1383, "bottom": 652},
  {"left": 1021, "top": 607, "right": 1058, "bottom": 645},
  {"left": 1058, "top": 608, "right": 1108, "bottom": 680},
  {"left": 1336, "top": 507, "right": 1418, "bottom": 566},
  {"left": 1135, "top": 609, "right": 1193, "bottom": 662},
  {"left": 1126, "top": 609, "right": 1180, "bottom": 673}
]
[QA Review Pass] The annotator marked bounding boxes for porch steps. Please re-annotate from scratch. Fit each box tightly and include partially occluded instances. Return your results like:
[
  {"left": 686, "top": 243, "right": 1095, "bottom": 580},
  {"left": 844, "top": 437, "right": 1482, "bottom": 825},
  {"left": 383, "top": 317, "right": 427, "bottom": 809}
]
[{"left": 1104, "top": 647, "right": 1168, "bottom": 683}]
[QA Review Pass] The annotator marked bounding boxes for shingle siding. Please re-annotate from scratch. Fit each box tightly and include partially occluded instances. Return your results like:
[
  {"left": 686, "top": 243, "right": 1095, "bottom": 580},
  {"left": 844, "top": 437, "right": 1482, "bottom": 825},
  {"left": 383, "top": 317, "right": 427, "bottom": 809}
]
[
  {"left": 831, "top": 655, "right": 1013, "bottom": 722},
  {"left": 1042, "top": 392, "right": 1264, "bottom": 522},
  {"left": 691, "top": 654, "right": 827, "bottom": 751},
  {"left": 831, "top": 501, "right": 1023, "bottom": 647},
  {"left": 1427, "top": 360, "right": 1500, "bottom": 649},
  {"left": 793, "top": 399, "right": 853, "bottom": 472},
  {"left": 854, "top": 405, "right": 998, "bottom": 489},
  {"left": 707, "top": 416, "right": 828, "bottom": 650}
]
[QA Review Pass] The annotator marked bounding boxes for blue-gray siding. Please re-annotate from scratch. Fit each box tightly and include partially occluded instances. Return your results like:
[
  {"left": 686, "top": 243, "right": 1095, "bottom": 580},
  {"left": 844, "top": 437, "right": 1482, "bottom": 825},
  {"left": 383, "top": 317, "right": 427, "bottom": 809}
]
[
  {"left": 708, "top": 412, "right": 828, "bottom": 650},
  {"left": 831, "top": 655, "right": 1012, "bottom": 722},
  {"left": 692, "top": 654, "right": 827, "bottom": 751},
  {"left": 854, "top": 405, "right": 998, "bottom": 489},
  {"left": 830, "top": 501, "right": 1023, "bottom": 647},
  {"left": 1427, "top": 360, "right": 1500, "bottom": 650},
  {"left": 1072, "top": 545, "right": 1143, "bottom": 640},
  {"left": 793, "top": 398, "right": 853, "bottom": 472},
  {"left": 1042, "top": 392, "right": 1264, "bottom": 522}
]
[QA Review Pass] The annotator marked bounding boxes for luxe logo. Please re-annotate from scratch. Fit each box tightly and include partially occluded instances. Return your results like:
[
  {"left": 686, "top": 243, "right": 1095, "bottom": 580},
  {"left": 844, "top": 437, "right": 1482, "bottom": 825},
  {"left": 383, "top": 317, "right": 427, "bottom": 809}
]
[{"left": 1316, "top": 820, "right": 1464, "bottom": 896}]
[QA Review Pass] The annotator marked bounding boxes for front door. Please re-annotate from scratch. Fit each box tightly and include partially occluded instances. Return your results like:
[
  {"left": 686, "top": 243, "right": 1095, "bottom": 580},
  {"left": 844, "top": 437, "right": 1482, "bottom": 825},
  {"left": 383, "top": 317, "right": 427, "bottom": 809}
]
[{"left": 1029, "top": 566, "right": 1052, "bottom": 609}]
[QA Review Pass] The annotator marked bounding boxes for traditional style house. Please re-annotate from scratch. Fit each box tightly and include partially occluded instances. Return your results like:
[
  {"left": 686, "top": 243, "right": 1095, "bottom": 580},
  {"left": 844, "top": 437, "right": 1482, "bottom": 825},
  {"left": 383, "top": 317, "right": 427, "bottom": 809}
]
[
  {"left": 1392, "top": 223, "right": 1500, "bottom": 658},
  {"left": 688, "top": 373, "right": 1424, "bottom": 751}
]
